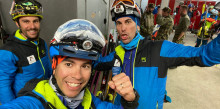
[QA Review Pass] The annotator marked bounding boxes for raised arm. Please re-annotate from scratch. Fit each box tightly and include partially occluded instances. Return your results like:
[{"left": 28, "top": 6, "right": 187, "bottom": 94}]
[{"left": 160, "top": 34, "right": 220, "bottom": 67}]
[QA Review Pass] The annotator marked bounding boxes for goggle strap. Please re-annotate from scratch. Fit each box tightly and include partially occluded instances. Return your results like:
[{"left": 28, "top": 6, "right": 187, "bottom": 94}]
[{"left": 113, "top": 0, "right": 134, "bottom": 8}]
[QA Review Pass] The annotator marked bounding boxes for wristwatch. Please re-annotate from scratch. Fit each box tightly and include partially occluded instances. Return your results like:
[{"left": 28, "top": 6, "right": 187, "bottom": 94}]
[{"left": 121, "top": 89, "right": 140, "bottom": 109}]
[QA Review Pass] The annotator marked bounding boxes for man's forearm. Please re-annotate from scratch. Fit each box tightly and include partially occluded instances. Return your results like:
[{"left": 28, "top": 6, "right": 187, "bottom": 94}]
[{"left": 178, "top": 32, "right": 185, "bottom": 40}]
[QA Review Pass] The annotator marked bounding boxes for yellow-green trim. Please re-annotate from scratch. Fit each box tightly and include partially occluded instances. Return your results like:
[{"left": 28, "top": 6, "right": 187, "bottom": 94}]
[
  {"left": 15, "top": 30, "right": 27, "bottom": 41},
  {"left": 13, "top": 15, "right": 43, "bottom": 20},
  {"left": 132, "top": 39, "right": 141, "bottom": 88},
  {"left": 31, "top": 41, "right": 46, "bottom": 76},
  {"left": 81, "top": 88, "right": 92, "bottom": 109},
  {"left": 34, "top": 80, "right": 92, "bottom": 108},
  {"left": 34, "top": 80, "right": 67, "bottom": 109},
  {"left": 115, "top": 45, "right": 125, "bottom": 63},
  {"left": 96, "top": 91, "right": 103, "bottom": 96}
]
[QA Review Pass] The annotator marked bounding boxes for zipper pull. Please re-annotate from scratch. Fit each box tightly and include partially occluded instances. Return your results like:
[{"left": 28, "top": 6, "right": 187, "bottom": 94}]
[{"left": 129, "top": 51, "right": 132, "bottom": 59}]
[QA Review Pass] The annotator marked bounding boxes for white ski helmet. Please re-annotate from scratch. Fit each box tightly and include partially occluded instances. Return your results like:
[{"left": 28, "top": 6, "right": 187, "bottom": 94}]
[{"left": 50, "top": 19, "right": 106, "bottom": 60}]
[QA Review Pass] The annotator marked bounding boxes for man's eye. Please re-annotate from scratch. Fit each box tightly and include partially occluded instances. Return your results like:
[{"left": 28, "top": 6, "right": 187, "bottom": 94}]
[
  {"left": 116, "top": 22, "right": 121, "bottom": 25},
  {"left": 126, "top": 21, "right": 131, "bottom": 24},
  {"left": 65, "top": 63, "right": 72, "bottom": 67},
  {"left": 23, "top": 21, "right": 29, "bottom": 23},
  {"left": 82, "top": 65, "right": 91, "bottom": 69},
  {"left": 34, "top": 20, "right": 39, "bottom": 23}
]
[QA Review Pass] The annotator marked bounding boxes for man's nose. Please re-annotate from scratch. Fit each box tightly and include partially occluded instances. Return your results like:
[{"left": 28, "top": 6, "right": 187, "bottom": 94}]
[
  {"left": 29, "top": 22, "right": 36, "bottom": 29},
  {"left": 71, "top": 66, "right": 82, "bottom": 80},
  {"left": 121, "top": 23, "right": 126, "bottom": 32}
]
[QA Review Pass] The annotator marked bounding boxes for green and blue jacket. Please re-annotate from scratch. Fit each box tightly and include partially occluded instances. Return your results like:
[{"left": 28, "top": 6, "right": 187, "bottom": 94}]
[
  {"left": 0, "top": 30, "right": 52, "bottom": 104},
  {"left": 94, "top": 34, "right": 220, "bottom": 109},
  {"left": 0, "top": 79, "right": 123, "bottom": 109}
]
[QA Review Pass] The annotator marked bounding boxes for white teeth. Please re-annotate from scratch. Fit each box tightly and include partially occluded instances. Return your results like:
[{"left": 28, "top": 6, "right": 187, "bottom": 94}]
[
  {"left": 67, "top": 82, "right": 80, "bottom": 87},
  {"left": 29, "top": 30, "right": 36, "bottom": 33}
]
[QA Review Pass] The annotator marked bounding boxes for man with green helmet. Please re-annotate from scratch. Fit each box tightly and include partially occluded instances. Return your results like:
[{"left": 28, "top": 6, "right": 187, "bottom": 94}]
[{"left": 0, "top": 0, "right": 52, "bottom": 104}]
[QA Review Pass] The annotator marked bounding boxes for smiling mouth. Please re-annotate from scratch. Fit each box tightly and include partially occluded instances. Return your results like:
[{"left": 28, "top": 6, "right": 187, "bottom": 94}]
[
  {"left": 28, "top": 30, "right": 37, "bottom": 34},
  {"left": 67, "top": 82, "right": 81, "bottom": 87}
]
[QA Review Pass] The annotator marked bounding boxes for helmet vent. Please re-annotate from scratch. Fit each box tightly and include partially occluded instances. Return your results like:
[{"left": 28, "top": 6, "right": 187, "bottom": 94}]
[
  {"left": 88, "top": 54, "right": 98, "bottom": 57},
  {"left": 63, "top": 48, "right": 75, "bottom": 54}
]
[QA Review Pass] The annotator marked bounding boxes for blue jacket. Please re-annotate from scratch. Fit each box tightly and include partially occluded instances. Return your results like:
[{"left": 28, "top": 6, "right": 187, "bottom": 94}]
[
  {"left": 0, "top": 30, "right": 52, "bottom": 104},
  {"left": 201, "top": 12, "right": 218, "bottom": 20},
  {"left": 0, "top": 79, "right": 122, "bottom": 109},
  {"left": 94, "top": 34, "right": 220, "bottom": 109}
]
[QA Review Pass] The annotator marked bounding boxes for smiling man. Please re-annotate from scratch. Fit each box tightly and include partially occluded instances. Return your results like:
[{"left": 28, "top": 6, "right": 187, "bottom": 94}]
[
  {"left": 0, "top": 0, "right": 52, "bottom": 104},
  {"left": 15, "top": 16, "right": 40, "bottom": 40},
  {"left": 0, "top": 19, "right": 139, "bottom": 109}
]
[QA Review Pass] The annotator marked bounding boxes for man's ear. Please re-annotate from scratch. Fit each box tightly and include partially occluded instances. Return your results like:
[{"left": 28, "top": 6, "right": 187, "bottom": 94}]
[
  {"left": 15, "top": 21, "right": 20, "bottom": 28},
  {"left": 137, "top": 26, "right": 140, "bottom": 31},
  {"left": 53, "top": 69, "right": 56, "bottom": 75}
]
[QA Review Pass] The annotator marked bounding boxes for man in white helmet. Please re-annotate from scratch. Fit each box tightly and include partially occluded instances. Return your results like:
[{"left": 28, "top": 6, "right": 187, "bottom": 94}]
[
  {"left": 0, "top": 19, "right": 139, "bottom": 109},
  {"left": 94, "top": 0, "right": 220, "bottom": 109}
]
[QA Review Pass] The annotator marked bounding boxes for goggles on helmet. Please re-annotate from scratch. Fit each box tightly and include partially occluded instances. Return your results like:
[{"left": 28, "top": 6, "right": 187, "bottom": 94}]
[
  {"left": 112, "top": 0, "right": 135, "bottom": 8},
  {"left": 111, "top": 0, "right": 141, "bottom": 21}
]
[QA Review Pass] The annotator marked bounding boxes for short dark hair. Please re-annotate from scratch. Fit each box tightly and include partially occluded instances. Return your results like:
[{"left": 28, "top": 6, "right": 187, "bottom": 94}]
[
  {"left": 181, "top": 5, "right": 188, "bottom": 11},
  {"left": 148, "top": 3, "right": 155, "bottom": 8},
  {"left": 162, "top": 7, "right": 171, "bottom": 13}
]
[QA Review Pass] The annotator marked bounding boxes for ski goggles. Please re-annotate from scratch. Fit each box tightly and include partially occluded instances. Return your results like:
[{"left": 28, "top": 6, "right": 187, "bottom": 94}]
[
  {"left": 112, "top": 0, "right": 135, "bottom": 8},
  {"left": 111, "top": 1, "right": 141, "bottom": 20}
]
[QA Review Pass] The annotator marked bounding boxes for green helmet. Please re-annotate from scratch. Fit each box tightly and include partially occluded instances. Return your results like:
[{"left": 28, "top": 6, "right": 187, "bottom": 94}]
[
  {"left": 162, "top": 7, "right": 171, "bottom": 13},
  {"left": 209, "top": 5, "right": 214, "bottom": 9},
  {"left": 10, "top": 0, "right": 43, "bottom": 20}
]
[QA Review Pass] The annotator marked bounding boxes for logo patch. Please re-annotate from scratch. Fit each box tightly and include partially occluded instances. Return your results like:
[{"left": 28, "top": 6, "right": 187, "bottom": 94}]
[
  {"left": 141, "top": 57, "right": 146, "bottom": 62},
  {"left": 41, "top": 50, "right": 45, "bottom": 55},
  {"left": 27, "top": 55, "right": 36, "bottom": 64},
  {"left": 114, "top": 59, "right": 120, "bottom": 67}
]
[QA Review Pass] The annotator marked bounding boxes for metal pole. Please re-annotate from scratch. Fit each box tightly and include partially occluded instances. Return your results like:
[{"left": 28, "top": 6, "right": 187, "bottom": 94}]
[
  {"left": 85, "top": 0, "right": 87, "bottom": 20},
  {"left": 200, "top": 0, "right": 208, "bottom": 46}
]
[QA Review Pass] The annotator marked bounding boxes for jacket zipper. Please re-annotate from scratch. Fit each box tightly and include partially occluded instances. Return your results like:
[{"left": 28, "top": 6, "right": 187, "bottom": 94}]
[
  {"left": 129, "top": 50, "right": 132, "bottom": 81},
  {"left": 31, "top": 41, "right": 46, "bottom": 77}
]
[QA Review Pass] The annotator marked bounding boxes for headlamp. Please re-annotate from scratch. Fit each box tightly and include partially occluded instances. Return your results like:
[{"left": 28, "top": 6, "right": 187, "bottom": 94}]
[
  {"left": 111, "top": 1, "right": 141, "bottom": 21},
  {"left": 115, "top": 4, "right": 125, "bottom": 14},
  {"left": 82, "top": 40, "right": 93, "bottom": 50}
]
